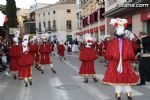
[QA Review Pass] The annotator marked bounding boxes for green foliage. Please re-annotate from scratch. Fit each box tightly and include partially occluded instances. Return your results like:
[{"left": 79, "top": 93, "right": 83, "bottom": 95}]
[{"left": 6, "top": 0, "right": 18, "bottom": 28}]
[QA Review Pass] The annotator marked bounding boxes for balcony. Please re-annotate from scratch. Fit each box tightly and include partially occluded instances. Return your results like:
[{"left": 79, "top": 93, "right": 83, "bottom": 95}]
[{"left": 104, "top": 0, "right": 150, "bottom": 17}]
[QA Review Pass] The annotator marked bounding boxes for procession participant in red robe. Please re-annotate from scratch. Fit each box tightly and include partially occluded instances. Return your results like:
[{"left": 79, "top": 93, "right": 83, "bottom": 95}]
[
  {"left": 57, "top": 41, "right": 65, "bottom": 60},
  {"left": 34, "top": 40, "right": 40, "bottom": 70},
  {"left": 39, "top": 34, "right": 56, "bottom": 74},
  {"left": 18, "top": 34, "right": 34, "bottom": 87},
  {"left": 79, "top": 34, "right": 98, "bottom": 83},
  {"left": 51, "top": 41, "right": 55, "bottom": 56},
  {"left": 79, "top": 41, "right": 85, "bottom": 51},
  {"left": 29, "top": 38, "right": 38, "bottom": 64},
  {"left": 95, "top": 41, "right": 99, "bottom": 55},
  {"left": 9, "top": 31, "right": 22, "bottom": 79},
  {"left": 102, "top": 18, "right": 139, "bottom": 100}
]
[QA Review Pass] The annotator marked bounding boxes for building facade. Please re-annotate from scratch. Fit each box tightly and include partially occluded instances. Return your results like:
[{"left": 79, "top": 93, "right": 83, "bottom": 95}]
[
  {"left": 35, "top": 0, "right": 78, "bottom": 42},
  {"left": 23, "top": 3, "right": 49, "bottom": 35},
  {"left": 76, "top": 0, "right": 150, "bottom": 41},
  {"left": 17, "top": 9, "right": 30, "bottom": 34},
  {"left": 104, "top": 0, "right": 150, "bottom": 36},
  {"left": 76, "top": 0, "right": 105, "bottom": 41}
]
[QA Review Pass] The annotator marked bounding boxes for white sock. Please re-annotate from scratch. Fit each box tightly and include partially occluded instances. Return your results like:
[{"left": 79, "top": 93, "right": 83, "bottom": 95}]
[
  {"left": 50, "top": 63, "right": 54, "bottom": 68},
  {"left": 115, "top": 85, "right": 122, "bottom": 93},
  {"left": 24, "top": 78, "right": 28, "bottom": 82},
  {"left": 123, "top": 85, "right": 132, "bottom": 93}
]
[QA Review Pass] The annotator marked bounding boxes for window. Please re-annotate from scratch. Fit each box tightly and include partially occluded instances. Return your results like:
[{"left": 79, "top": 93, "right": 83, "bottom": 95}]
[
  {"left": 53, "top": 11, "right": 55, "bottom": 14},
  {"left": 48, "top": 21, "right": 51, "bottom": 30},
  {"left": 101, "top": 30, "right": 105, "bottom": 35},
  {"left": 125, "top": 24, "right": 132, "bottom": 32},
  {"left": 144, "top": 20, "right": 150, "bottom": 35},
  {"left": 48, "top": 12, "right": 50, "bottom": 15},
  {"left": 38, "top": 14, "right": 40, "bottom": 17},
  {"left": 39, "top": 22, "right": 41, "bottom": 32},
  {"left": 67, "top": 9, "right": 71, "bottom": 13},
  {"left": 53, "top": 20, "right": 56, "bottom": 28},
  {"left": 66, "top": 20, "right": 72, "bottom": 30},
  {"left": 43, "top": 22, "right": 46, "bottom": 28},
  {"left": 43, "top": 13, "right": 45, "bottom": 16}
]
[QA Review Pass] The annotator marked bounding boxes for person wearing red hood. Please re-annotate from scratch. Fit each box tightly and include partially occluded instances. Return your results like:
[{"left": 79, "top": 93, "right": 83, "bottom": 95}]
[
  {"left": 18, "top": 34, "right": 34, "bottom": 87},
  {"left": 79, "top": 34, "right": 98, "bottom": 83},
  {"left": 39, "top": 34, "right": 56, "bottom": 74},
  {"left": 29, "top": 38, "right": 39, "bottom": 69},
  {"left": 102, "top": 18, "right": 139, "bottom": 100},
  {"left": 57, "top": 41, "right": 66, "bottom": 60},
  {"left": 9, "top": 31, "right": 22, "bottom": 79}
]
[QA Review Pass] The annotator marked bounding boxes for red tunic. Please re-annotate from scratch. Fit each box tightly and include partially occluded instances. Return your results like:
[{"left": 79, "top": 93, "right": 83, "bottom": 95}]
[
  {"left": 57, "top": 44, "right": 65, "bottom": 56},
  {"left": 91, "top": 43, "right": 96, "bottom": 50},
  {"left": 18, "top": 52, "right": 33, "bottom": 79},
  {"left": 131, "top": 40, "right": 138, "bottom": 61},
  {"left": 102, "top": 38, "right": 140, "bottom": 85},
  {"left": 29, "top": 43, "right": 38, "bottom": 60},
  {"left": 95, "top": 42, "right": 99, "bottom": 54},
  {"left": 9, "top": 44, "right": 22, "bottom": 71},
  {"left": 35, "top": 45, "right": 39, "bottom": 62},
  {"left": 79, "top": 47, "right": 97, "bottom": 75},
  {"left": 80, "top": 42, "right": 85, "bottom": 51},
  {"left": 97, "top": 43, "right": 103, "bottom": 56},
  {"left": 39, "top": 43, "right": 52, "bottom": 64}
]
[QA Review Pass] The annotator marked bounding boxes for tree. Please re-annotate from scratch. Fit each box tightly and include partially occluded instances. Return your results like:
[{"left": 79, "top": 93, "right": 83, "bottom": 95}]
[{"left": 6, "top": 0, "right": 18, "bottom": 28}]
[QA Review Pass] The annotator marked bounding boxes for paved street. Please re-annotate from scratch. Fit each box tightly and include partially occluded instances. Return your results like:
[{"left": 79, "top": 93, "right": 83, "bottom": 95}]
[{"left": 0, "top": 52, "right": 150, "bottom": 100}]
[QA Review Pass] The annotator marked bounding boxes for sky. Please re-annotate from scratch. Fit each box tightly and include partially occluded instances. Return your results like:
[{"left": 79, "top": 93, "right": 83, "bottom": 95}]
[{"left": 0, "top": 0, "right": 59, "bottom": 9}]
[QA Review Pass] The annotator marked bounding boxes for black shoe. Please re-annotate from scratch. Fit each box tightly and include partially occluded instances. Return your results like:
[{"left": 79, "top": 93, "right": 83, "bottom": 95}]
[
  {"left": 37, "top": 67, "right": 42, "bottom": 71},
  {"left": 84, "top": 78, "right": 88, "bottom": 83},
  {"left": 93, "top": 77, "right": 98, "bottom": 82},
  {"left": 13, "top": 74, "right": 17, "bottom": 80},
  {"left": 137, "top": 82, "right": 146, "bottom": 86},
  {"left": 35, "top": 65, "right": 37, "bottom": 68},
  {"left": 116, "top": 97, "right": 121, "bottom": 100},
  {"left": 115, "top": 93, "right": 121, "bottom": 100},
  {"left": 28, "top": 79, "right": 32, "bottom": 85},
  {"left": 51, "top": 68, "right": 56, "bottom": 74},
  {"left": 25, "top": 82, "right": 28, "bottom": 87},
  {"left": 127, "top": 96, "right": 132, "bottom": 100},
  {"left": 41, "top": 70, "right": 44, "bottom": 74}
]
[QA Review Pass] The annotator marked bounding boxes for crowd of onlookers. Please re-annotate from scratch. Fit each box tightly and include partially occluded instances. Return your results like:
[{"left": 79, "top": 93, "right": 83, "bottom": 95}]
[{"left": 0, "top": 36, "right": 10, "bottom": 72}]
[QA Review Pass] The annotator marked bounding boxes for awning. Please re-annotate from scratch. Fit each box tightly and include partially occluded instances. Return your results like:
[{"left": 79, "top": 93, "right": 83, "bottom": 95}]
[
  {"left": 90, "top": 28, "right": 94, "bottom": 33},
  {"left": 76, "top": 32, "right": 84, "bottom": 35},
  {"left": 99, "top": 25, "right": 105, "bottom": 31},
  {"left": 84, "top": 29, "right": 89, "bottom": 34},
  {"left": 94, "top": 27, "right": 98, "bottom": 32},
  {"left": 141, "top": 12, "right": 150, "bottom": 21}
]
